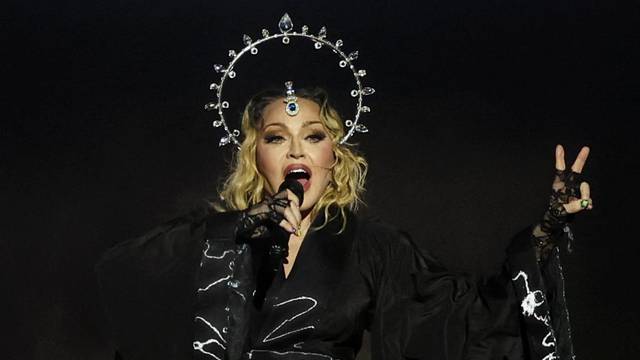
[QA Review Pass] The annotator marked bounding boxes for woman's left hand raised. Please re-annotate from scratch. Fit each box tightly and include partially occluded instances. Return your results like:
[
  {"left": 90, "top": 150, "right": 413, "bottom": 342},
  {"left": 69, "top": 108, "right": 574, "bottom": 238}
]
[{"left": 533, "top": 145, "right": 593, "bottom": 258}]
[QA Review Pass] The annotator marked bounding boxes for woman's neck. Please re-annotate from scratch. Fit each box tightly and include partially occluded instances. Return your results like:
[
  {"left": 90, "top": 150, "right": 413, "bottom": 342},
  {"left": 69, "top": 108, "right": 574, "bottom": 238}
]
[{"left": 297, "top": 209, "right": 313, "bottom": 236}]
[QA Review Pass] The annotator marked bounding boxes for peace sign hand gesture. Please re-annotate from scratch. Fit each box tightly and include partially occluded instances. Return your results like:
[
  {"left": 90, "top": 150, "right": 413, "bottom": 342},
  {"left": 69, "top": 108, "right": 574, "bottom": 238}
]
[{"left": 533, "top": 145, "right": 593, "bottom": 260}]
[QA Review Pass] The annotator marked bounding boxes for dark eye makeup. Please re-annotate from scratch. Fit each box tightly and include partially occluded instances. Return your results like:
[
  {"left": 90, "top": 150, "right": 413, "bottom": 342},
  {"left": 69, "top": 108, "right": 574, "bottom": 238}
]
[
  {"left": 264, "top": 134, "right": 285, "bottom": 143},
  {"left": 262, "top": 130, "right": 327, "bottom": 144},
  {"left": 306, "top": 131, "right": 327, "bottom": 142}
]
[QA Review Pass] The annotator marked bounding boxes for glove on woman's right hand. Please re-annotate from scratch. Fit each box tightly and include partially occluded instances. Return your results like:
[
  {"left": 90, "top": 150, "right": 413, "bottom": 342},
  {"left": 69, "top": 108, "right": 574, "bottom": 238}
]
[{"left": 235, "top": 189, "right": 301, "bottom": 240}]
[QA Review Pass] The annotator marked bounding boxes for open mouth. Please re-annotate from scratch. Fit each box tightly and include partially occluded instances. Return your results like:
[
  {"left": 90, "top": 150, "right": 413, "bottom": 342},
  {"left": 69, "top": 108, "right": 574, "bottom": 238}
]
[{"left": 284, "top": 166, "right": 312, "bottom": 192}]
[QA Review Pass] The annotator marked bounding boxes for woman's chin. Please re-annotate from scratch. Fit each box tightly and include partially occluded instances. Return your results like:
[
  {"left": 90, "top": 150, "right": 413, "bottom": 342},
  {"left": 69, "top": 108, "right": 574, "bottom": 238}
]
[
  {"left": 300, "top": 203, "right": 314, "bottom": 214},
  {"left": 300, "top": 199, "right": 319, "bottom": 214}
]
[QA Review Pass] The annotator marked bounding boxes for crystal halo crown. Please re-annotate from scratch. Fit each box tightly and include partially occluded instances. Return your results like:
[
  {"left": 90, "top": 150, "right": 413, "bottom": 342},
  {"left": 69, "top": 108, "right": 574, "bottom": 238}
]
[{"left": 205, "top": 13, "right": 375, "bottom": 149}]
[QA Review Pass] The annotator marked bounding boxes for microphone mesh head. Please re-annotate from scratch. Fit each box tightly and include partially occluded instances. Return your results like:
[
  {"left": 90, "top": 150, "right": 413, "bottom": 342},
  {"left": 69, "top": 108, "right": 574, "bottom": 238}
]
[{"left": 279, "top": 178, "right": 304, "bottom": 206}]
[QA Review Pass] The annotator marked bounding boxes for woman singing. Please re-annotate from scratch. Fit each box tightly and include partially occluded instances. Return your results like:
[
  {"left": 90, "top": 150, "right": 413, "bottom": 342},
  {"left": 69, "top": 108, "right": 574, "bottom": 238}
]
[{"left": 96, "top": 85, "right": 592, "bottom": 360}]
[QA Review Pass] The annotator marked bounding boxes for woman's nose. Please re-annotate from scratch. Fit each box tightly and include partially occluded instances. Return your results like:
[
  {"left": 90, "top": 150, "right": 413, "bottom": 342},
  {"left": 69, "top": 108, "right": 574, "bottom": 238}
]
[{"left": 287, "top": 138, "right": 305, "bottom": 159}]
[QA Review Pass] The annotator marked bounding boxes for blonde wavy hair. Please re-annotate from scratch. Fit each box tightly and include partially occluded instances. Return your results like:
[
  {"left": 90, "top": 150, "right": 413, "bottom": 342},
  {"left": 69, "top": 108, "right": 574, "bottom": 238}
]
[{"left": 215, "top": 87, "right": 368, "bottom": 233}]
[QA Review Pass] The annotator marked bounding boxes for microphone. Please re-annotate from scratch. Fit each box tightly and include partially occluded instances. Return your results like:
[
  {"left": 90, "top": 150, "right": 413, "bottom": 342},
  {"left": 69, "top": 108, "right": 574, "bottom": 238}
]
[
  {"left": 278, "top": 177, "right": 304, "bottom": 208},
  {"left": 269, "top": 178, "right": 304, "bottom": 262},
  {"left": 254, "top": 178, "right": 304, "bottom": 309}
]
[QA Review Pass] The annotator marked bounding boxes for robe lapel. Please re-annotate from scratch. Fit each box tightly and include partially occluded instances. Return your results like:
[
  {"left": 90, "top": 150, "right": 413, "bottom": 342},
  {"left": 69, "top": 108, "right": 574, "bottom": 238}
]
[{"left": 252, "top": 208, "right": 358, "bottom": 346}]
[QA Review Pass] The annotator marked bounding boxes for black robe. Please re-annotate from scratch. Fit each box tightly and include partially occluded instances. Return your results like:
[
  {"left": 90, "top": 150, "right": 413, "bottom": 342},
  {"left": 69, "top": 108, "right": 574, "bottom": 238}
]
[{"left": 95, "top": 203, "right": 574, "bottom": 360}]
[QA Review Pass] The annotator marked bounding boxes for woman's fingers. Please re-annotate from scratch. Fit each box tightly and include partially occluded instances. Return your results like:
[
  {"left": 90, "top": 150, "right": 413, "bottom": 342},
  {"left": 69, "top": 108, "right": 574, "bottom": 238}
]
[
  {"left": 270, "top": 188, "right": 303, "bottom": 234},
  {"left": 291, "top": 198, "right": 302, "bottom": 227},
  {"left": 283, "top": 207, "right": 300, "bottom": 231},
  {"left": 272, "top": 189, "right": 302, "bottom": 234},
  {"left": 285, "top": 189, "right": 301, "bottom": 208},
  {"left": 555, "top": 144, "right": 566, "bottom": 171},
  {"left": 278, "top": 218, "right": 297, "bottom": 233},
  {"left": 562, "top": 181, "right": 593, "bottom": 213},
  {"left": 555, "top": 144, "right": 590, "bottom": 173},
  {"left": 285, "top": 189, "right": 302, "bottom": 226},
  {"left": 580, "top": 181, "right": 593, "bottom": 210},
  {"left": 580, "top": 181, "right": 590, "bottom": 200},
  {"left": 563, "top": 199, "right": 592, "bottom": 214},
  {"left": 570, "top": 146, "right": 590, "bottom": 173}
]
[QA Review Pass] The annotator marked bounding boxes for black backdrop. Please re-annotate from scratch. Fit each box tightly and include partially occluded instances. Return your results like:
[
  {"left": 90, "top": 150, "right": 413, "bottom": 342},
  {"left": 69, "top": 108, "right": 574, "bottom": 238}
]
[{"left": 4, "top": 0, "right": 639, "bottom": 359}]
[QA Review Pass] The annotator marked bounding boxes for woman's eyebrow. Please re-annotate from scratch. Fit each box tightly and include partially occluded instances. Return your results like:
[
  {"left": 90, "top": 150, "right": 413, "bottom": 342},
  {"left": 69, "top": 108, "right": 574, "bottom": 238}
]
[
  {"left": 302, "top": 121, "right": 322, "bottom": 127},
  {"left": 262, "top": 122, "right": 286, "bottom": 130},
  {"left": 262, "top": 120, "right": 322, "bottom": 130}
]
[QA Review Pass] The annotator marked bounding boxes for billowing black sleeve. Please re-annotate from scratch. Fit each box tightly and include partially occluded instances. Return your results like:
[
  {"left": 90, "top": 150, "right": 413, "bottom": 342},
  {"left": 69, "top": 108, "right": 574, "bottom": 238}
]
[
  {"left": 365, "top": 222, "right": 574, "bottom": 360},
  {"left": 94, "top": 204, "right": 247, "bottom": 360}
]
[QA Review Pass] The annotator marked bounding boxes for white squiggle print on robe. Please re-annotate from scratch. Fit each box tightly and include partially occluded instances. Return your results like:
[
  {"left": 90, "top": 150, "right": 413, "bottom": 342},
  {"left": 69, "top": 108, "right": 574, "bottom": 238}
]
[
  {"left": 263, "top": 296, "right": 318, "bottom": 343},
  {"left": 513, "top": 271, "right": 558, "bottom": 360},
  {"left": 193, "top": 316, "right": 227, "bottom": 359},
  {"left": 197, "top": 275, "right": 231, "bottom": 292},
  {"left": 200, "top": 240, "right": 236, "bottom": 265},
  {"left": 247, "top": 349, "right": 335, "bottom": 359}
]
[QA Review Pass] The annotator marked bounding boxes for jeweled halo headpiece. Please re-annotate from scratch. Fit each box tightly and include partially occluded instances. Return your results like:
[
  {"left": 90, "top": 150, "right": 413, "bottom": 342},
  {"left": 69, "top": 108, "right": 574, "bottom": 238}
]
[{"left": 205, "top": 13, "right": 374, "bottom": 149}]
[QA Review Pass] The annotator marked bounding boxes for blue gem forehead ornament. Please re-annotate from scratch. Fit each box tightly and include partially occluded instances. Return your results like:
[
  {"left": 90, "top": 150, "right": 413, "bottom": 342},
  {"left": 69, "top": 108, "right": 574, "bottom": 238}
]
[
  {"left": 205, "top": 13, "right": 374, "bottom": 149},
  {"left": 284, "top": 80, "right": 299, "bottom": 116}
]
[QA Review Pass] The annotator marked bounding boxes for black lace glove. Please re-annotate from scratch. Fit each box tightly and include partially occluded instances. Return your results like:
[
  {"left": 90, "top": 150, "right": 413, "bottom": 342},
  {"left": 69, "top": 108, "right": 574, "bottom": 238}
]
[
  {"left": 235, "top": 189, "right": 298, "bottom": 241},
  {"left": 533, "top": 146, "right": 593, "bottom": 261}
]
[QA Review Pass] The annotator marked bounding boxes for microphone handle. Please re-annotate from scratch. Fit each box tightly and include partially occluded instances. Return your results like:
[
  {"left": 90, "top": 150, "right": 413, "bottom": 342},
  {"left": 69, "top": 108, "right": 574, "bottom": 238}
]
[
  {"left": 253, "top": 223, "right": 289, "bottom": 309},
  {"left": 254, "top": 179, "right": 302, "bottom": 308},
  {"left": 268, "top": 178, "right": 303, "bottom": 273},
  {"left": 269, "top": 224, "right": 290, "bottom": 262},
  {"left": 254, "top": 179, "right": 303, "bottom": 308}
]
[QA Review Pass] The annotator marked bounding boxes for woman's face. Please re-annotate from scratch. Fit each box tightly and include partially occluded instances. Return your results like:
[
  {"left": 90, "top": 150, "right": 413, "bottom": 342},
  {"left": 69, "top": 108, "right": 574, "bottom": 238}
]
[{"left": 256, "top": 97, "right": 335, "bottom": 212}]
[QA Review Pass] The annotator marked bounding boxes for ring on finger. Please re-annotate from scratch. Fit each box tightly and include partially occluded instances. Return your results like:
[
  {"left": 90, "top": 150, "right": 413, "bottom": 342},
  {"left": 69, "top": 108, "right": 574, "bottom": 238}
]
[{"left": 580, "top": 199, "right": 590, "bottom": 209}]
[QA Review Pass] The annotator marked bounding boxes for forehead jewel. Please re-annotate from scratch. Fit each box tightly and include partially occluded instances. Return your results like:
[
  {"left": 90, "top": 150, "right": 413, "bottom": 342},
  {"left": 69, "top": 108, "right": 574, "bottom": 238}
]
[{"left": 283, "top": 81, "right": 299, "bottom": 116}]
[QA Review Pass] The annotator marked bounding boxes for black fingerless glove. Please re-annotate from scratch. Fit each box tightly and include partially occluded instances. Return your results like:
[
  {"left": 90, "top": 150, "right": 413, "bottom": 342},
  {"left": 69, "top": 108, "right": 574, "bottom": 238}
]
[
  {"left": 534, "top": 169, "right": 582, "bottom": 260},
  {"left": 235, "top": 190, "right": 290, "bottom": 241}
]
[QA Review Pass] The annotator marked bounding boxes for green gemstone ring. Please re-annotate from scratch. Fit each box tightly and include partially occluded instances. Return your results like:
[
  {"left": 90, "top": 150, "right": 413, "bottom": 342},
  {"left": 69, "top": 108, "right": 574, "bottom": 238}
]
[{"left": 580, "top": 199, "right": 590, "bottom": 209}]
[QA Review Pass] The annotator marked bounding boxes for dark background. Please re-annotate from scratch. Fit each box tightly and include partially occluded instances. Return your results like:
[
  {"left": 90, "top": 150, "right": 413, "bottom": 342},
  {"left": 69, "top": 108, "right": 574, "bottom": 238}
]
[{"left": 3, "top": 0, "right": 638, "bottom": 359}]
